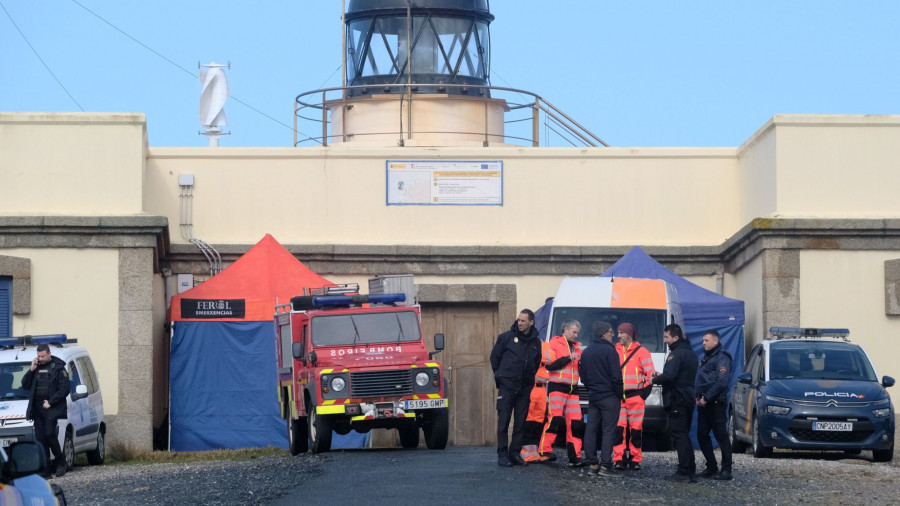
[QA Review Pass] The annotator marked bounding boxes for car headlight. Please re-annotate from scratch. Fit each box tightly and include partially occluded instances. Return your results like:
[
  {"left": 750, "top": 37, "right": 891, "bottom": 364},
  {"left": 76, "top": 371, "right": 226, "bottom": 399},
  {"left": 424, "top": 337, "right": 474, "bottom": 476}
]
[
  {"left": 330, "top": 376, "right": 346, "bottom": 392},
  {"left": 416, "top": 372, "right": 430, "bottom": 387},
  {"left": 872, "top": 407, "right": 892, "bottom": 418},
  {"left": 766, "top": 405, "right": 791, "bottom": 415}
]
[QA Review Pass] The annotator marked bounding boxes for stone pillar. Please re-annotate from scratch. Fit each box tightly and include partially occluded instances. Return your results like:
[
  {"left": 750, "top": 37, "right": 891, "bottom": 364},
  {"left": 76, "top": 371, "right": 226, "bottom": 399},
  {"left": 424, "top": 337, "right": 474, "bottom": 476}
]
[
  {"left": 762, "top": 249, "right": 800, "bottom": 334},
  {"left": 885, "top": 258, "right": 900, "bottom": 315},
  {"left": 112, "top": 248, "right": 155, "bottom": 450}
]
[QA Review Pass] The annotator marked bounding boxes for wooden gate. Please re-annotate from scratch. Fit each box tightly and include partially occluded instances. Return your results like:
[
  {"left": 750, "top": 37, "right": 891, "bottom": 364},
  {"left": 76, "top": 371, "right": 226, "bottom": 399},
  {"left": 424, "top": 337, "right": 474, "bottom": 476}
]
[{"left": 420, "top": 304, "right": 497, "bottom": 447}]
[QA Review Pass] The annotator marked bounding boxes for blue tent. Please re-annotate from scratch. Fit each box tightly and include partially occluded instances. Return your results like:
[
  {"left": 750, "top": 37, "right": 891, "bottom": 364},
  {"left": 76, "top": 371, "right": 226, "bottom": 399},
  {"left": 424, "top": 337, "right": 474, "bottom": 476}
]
[
  {"left": 603, "top": 246, "right": 745, "bottom": 448},
  {"left": 534, "top": 246, "right": 745, "bottom": 448}
]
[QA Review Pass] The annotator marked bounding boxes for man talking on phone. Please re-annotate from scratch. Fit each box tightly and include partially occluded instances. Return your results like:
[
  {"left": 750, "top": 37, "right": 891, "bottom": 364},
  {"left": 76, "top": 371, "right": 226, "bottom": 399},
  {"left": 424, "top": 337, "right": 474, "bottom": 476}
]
[{"left": 22, "top": 343, "right": 70, "bottom": 477}]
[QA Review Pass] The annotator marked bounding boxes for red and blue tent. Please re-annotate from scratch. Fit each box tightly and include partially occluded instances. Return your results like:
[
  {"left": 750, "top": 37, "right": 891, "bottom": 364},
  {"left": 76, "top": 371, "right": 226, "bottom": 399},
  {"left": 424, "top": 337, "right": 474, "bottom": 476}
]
[{"left": 168, "top": 234, "right": 333, "bottom": 451}]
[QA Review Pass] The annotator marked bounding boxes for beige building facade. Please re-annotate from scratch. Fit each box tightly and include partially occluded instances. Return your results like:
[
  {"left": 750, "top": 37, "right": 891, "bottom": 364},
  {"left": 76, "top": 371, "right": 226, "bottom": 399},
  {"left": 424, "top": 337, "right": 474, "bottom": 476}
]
[{"left": 2, "top": 111, "right": 899, "bottom": 449}]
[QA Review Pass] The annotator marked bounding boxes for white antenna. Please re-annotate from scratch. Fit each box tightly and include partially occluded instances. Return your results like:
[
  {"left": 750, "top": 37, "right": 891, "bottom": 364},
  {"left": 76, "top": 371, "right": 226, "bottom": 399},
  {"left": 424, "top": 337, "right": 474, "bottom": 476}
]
[{"left": 198, "top": 61, "right": 231, "bottom": 147}]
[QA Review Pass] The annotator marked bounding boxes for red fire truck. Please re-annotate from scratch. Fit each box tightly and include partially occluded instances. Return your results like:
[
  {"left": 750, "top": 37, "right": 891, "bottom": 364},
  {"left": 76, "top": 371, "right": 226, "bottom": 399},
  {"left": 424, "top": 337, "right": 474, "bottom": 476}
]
[{"left": 274, "top": 284, "right": 449, "bottom": 454}]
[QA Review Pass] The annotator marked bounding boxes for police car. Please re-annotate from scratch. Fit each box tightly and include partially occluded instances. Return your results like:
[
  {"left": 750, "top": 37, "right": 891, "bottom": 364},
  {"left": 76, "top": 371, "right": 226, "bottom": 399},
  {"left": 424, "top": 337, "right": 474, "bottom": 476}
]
[
  {"left": 0, "top": 335, "right": 105, "bottom": 473},
  {"left": 0, "top": 441, "right": 67, "bottom": 505},
  {"left": 730, "top": 327, "right": 894, "bottom": 461}
]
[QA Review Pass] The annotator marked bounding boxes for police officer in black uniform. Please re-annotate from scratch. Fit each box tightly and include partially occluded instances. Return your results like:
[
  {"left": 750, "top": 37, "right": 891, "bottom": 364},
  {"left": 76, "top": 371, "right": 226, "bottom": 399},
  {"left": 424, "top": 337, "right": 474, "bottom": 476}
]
[
  {"left": 490, "top": 309, "right": 542, "bottom": 467},
  {"left": 652, "top": 323, "right": 699, "bottom": 482},
  {"left": 695, "top": 329, "right": 734, "bottom": 481},
  {"left": 22, "top": 343, "right": 71, "bottom": 477}
]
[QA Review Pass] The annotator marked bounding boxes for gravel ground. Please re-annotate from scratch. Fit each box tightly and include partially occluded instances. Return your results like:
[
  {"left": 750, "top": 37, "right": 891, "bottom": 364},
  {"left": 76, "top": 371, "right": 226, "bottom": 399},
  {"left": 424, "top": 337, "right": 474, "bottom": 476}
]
[{"left": 56, "top": 447, "right": 898, "bottom": 506}]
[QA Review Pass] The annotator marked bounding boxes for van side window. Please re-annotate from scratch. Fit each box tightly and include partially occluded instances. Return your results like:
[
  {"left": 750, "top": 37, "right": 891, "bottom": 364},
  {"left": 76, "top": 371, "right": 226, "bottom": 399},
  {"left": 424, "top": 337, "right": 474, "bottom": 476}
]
[
  {"left": 75, "top": 356, "right": 98, "bottom": 394},
  {"left": 68, "top": 361, "right": 82, "bottom": 393}
]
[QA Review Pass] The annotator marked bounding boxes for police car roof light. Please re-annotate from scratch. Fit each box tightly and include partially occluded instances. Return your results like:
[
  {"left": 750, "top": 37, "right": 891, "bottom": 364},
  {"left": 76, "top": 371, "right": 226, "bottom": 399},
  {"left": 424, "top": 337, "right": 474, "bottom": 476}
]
[
  {"left": 1, "top": 334, "right": 69, "bottom": 348},
  {"left": 769, "top": 327, "right": 850, "bottom": 341}
]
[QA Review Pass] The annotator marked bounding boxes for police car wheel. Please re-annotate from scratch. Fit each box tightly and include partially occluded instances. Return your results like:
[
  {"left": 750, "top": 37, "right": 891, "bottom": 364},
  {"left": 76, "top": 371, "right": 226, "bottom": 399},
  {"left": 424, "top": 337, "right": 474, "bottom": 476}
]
[
  {"left": 873, "top": 444, "right": 894, "bottom": 463},
  {"left": 752, "top": 415, "right": 772, "bottom": 458},
  {"left": 731, "top": 411, "right": 748, "bottom": 454},
  {"left": 86, "top": 430, "right": 105, "bottom": 465},
  {"left": 64, "top": 430, "right": 75, "bottom": 471}
]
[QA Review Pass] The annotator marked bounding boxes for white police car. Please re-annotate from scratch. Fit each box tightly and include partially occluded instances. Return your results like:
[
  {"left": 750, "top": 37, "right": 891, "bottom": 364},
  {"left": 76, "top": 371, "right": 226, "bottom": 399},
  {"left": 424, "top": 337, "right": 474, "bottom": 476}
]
[
  {"left": 730, "top": 327, "right": 894, "bottom": 462},
  {"left": 0, "top": 335, "right": 105, "bottom": 473}
]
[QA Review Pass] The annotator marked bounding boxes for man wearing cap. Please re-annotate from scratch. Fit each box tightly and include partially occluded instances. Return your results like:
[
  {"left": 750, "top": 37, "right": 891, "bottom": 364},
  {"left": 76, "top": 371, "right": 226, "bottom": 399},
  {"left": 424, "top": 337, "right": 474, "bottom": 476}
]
[
  {"left": 613, "top": 322, "right": 655, "bottom": 471},
  {"left": 490, "top": 309, "right": 542, "bottom": 467},
  {"left": 579, "top": 321, "right": 624, "bottom": 477}
]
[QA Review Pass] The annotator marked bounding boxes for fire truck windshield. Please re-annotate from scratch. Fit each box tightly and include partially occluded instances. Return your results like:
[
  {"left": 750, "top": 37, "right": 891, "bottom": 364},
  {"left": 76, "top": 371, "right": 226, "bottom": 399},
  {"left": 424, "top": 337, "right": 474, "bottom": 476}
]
[{"left": 311, "top": 311, "right": 422, "bottom": 346}]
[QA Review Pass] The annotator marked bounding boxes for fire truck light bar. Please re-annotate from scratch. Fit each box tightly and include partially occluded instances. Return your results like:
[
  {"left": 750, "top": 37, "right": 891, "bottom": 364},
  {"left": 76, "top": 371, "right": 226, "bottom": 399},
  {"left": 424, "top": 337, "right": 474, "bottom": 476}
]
[
  {"left": 291, "top": 293, "right": 406, "bottom": 310},
  {"left": 769, "top": 327, "right": 850, "bottom": 340},
  {"left": 0, "top": 334, "right": 69, "bottom": 347}
]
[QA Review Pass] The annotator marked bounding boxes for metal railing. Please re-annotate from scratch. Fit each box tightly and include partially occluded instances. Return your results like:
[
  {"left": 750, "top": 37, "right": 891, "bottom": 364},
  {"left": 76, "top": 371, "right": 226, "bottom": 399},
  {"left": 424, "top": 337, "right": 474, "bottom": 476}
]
[{"left": 293, "top": 83, "right": 609, "bottom": 148}]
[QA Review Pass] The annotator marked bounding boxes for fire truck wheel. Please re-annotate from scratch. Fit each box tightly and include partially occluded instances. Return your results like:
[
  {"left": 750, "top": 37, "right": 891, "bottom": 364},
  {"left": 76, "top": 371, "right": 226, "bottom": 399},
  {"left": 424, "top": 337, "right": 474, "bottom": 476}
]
[
  {"left": 308, "top": 406, "right": 333, "bottom": 453},
  {"left": 399, "top": 425, "right": 420, "bottom": 449},
  {"left": 423, "top": 409, "right": 449, "bottom": 450},
  {"left": 288, "top": 416, "right": 309, "bottom": 455}
]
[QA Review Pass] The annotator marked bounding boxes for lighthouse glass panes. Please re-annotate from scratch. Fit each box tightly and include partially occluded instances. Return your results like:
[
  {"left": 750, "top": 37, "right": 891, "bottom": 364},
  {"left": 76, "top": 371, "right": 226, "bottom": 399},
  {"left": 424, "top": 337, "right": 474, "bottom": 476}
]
[{"left": 347, "top": 14, "right": 490, "bottom": 89}]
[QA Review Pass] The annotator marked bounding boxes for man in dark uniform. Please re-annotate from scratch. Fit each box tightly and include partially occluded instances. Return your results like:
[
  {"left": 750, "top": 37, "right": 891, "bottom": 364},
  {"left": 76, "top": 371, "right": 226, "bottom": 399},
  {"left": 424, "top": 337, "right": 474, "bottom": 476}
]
[
  {"left": 490, "top": 309, "right": 542, "bottom": 467},
  {"left": 579, "top": 321, "right": 624, "bottom": 478},
  {"left": 652, "top": 323, "right": 699, "bottom": 482},
  {"left": 22, "top": 343, "right": 71, "bottom": 477},
  {"left": 695, "top": 329, "right": 734, "bottom": 481}
]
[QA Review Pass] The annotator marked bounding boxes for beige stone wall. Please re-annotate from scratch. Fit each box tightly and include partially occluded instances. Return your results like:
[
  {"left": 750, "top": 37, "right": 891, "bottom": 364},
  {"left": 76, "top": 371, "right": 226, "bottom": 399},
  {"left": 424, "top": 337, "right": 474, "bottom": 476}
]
[
  {"left": 775, "top": 116, "right": 900, "bottom": 217},
  {"left": 0, "top": 113, "right": 147, "bottom": 215},
  {"left": 800, "top": 250, "right": 900, "bottom": 380},
  {"left": 144, "top": 146, "right": 740, "bottom": 247},
  {"left": 6, "top": 248, "right": 120, "bottom": 412}
]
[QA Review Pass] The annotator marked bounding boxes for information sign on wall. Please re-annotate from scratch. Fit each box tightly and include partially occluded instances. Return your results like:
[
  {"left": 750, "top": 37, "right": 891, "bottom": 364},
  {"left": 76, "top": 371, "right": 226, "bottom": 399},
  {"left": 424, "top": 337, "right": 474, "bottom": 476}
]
[{"left": 386, "top": 160, "right": 503, "bottom": 205}]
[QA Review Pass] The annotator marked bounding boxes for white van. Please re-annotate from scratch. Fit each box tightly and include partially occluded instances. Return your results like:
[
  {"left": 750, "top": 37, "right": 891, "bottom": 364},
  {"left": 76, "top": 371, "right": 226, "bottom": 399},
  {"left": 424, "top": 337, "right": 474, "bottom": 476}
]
[
  {"left": 545, "top": 276, "right": 685, "bottom": 446},
  {"left": 0, "top": 334, "right": 105, "bottom": 472}
]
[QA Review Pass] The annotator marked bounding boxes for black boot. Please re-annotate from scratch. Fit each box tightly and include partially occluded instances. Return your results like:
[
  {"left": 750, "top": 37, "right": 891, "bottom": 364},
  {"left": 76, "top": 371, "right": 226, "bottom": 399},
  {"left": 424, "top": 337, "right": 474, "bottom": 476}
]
[
  {"left": 509, "top": 453, "right": 528, "bottom": 466},
  {"left": 497, "top": 450, "right": 513, "bottom": 467},
  {"left": 55, "top": 460, "right": 66, "bottom": 477}
]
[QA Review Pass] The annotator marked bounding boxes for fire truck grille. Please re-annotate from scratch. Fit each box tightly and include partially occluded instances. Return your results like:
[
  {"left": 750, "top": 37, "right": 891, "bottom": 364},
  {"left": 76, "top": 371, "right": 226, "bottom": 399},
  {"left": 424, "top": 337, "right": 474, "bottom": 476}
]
[{"left": 350, "top": 370, "right": 414, "bottom": 398}]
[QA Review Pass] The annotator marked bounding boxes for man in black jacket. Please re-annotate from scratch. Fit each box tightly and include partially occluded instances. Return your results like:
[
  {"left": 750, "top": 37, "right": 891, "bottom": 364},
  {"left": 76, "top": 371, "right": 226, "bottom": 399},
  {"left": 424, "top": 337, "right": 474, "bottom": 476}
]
[
  {"left": 652, "top": 323, "right": 699, "bottom": 482},
  {"left": 490, "top": 309, "right": 542, "bottom": 467},
  {"left": 22, "top": 343, "right": 71, "bottom": 477},
  {"left": 579, "top": 321, "right": 624, "bottom": 478},
  {"left": 695, "top": 329, "right": 734, "bottom": 481}
]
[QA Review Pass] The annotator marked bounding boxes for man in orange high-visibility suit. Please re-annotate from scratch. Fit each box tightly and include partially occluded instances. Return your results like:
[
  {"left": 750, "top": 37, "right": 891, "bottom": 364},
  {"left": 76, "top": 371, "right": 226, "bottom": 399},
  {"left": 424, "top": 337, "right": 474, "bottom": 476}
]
[
  {"left": 613, "top": 322, "right": 655, "bottom": 471},
  {"left": 540, "top": 319, "right": 585, "bottom": 467},
  {"left": 520, "top": 340, "right": 552, "bottom": 463}
]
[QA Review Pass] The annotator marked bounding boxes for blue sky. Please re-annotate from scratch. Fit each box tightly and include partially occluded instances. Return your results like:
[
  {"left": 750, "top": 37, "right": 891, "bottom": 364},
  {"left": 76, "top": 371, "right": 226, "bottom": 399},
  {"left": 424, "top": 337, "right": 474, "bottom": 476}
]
[{"left": 2, "top": 1, "right": 898, "bottom": 147}]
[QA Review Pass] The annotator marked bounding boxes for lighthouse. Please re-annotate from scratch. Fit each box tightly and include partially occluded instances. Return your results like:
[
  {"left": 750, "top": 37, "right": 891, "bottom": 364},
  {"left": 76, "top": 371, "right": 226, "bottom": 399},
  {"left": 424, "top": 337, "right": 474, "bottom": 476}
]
[{"left": 299, "top": 0, "right": 509, "bottom": 147}]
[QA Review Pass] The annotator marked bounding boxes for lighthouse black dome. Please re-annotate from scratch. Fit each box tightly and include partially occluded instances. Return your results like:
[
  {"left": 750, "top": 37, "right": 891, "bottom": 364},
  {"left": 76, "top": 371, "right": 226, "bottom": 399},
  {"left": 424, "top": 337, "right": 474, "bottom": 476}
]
[{"left": 345, "top": 0, "right": 494, "bottom": 95}]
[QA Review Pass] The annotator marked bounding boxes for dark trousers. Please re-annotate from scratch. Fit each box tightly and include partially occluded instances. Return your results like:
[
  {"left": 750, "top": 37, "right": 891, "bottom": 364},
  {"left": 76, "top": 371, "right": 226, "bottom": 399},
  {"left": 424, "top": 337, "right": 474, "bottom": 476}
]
[
  {"left": 697, "top": 401, "right": 732, "bottom": 472},
  {"left": 34, "top": 412, "right": 63, "bottom": 469},
  {"left": 583, "top": 396, "right": 620, "bottom": 467},
  {"left": 668, "top": 402, "right": 696, "bottom": 475},
  {"left": 497, "top": 384, "right": 533, "bottom": 454}
]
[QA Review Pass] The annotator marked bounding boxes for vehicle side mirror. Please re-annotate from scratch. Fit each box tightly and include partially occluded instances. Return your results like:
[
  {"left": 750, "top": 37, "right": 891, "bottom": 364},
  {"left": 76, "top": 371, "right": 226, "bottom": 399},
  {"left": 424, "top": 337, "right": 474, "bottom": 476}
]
[
  {"left": 71, "top": 384, "right": 89, "bottom": 401},
  {"left": 7, "top": 442, "right": 47, "bottom": 478},
  {"left": 292, "top": 342, "right": 303, "bottom": 359},
  {"left": 883, "top": 375, "right": 895, "bottom": 388},
  {"left": 737, "top": 372, "right": 752, "bottom": 385},
  {"left": 430, "top": 333, "right": 445, "bottom": 359}
]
